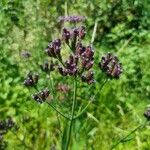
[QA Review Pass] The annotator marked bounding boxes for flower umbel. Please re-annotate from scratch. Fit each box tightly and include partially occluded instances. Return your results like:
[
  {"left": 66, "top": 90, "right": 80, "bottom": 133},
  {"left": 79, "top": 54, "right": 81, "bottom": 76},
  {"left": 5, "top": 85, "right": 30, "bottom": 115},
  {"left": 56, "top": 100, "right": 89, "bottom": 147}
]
[{"left": 99, "top": 53, "right": 123, "bottom": 79}]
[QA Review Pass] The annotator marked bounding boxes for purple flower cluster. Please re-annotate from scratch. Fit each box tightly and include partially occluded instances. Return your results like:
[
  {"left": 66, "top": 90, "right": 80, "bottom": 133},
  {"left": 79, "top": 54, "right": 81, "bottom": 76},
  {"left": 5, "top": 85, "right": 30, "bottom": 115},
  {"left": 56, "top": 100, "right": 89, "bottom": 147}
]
[
  {"left": 99, "top": 53, "right": 123, "bottom": 79},
  {"left": 62, "top": 26, "right": 86, "bottom": 44},
  {"left": 32, "top": 88, "right": 49, "bottom": 103},
  {"left": 57, "top": 43, "right": 94, "bottom": 84},
  {"left": 24, "top": 73, "right": 39, "bottom": 87},
  {"left": 59, "top": 15, "right": 86, "bottom": 23},
  {"left": 58, "top": 54, "right": 78, "bottom": 76},
  {"left": 45, "top": 39, "right": 61, "bottom": 58},
  {"left": 81, "top": 71, "right": 95, "bottom": 84}
]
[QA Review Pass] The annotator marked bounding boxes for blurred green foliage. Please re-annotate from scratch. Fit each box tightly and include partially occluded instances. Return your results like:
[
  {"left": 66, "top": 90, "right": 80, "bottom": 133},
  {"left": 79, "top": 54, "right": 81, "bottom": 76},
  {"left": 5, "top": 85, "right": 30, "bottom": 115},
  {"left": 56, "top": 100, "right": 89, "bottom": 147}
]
[{"left": 0, "top": 0, "right": 150, "bottom": 149}]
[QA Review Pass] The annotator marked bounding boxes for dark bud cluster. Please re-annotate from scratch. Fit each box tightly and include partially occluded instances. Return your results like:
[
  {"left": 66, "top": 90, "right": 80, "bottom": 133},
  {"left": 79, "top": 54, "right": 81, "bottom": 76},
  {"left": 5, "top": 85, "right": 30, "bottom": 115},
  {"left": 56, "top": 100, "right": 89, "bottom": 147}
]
[
  {"left": 59, "top": 15, "right": 86, "bottom": 23},
  {"left": 32, "top": 88, "right": 50, "bottom": 103},
  {"left": 24, "top": 73, "right": 39, "bottom": 87},
  {"left": 45, "top": 39, "right": 61, "bottom": 58},
  {"left": 79, "top": 45, "right": 94, "bottom": 71},
  {"left": 62, "top": 28, "right": 71, "bottom": 44},
  {"left": 40, "top": 61, "right": 55, "bottom": 73},
  {"left": 144, "top": 108, "right": 150, "bottom": 121},
  {"left": 81, "top": 71, "right": 95, "bottom": 84},
  {"left": 57, "top": 42, "right": 95, "bottom": 84},
  {"left": 99, "top": 53, "right": 123, "bottom": 79},
  {"left": 62, "top": 26, "right": 86, "bottom": 44},
  {"left": 58, "top": 54, "right": 78, "bottom": 76}
]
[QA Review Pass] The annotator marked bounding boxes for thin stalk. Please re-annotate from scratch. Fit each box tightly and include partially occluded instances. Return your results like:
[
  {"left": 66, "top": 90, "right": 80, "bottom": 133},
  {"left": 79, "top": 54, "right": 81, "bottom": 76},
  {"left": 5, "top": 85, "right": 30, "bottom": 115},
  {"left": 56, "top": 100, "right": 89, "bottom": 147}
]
[
  {"left": 73, "top": 101, "right": 91, "bottom": 120},
  {"left": 93, "top": 78, "right": 109, "bottom": 100},
  {"left": 91, "top": 21, "right": 98, "bottom": 45},
  {"left": 111, "top": 121, "right": 147, "bottom": 150},
  {"left": 33, "top": 86, "right": 71, "bottom": 120},
  {"left": 48, "top": 72, "right": 63, "bottom": 135},
  {"left": 65, "top": 78, "right": 77, "bottom": 150},
  {"left": 46, "top": 102, "right": 71, "bottom": 120},
  {"left": 99, "top": 78, "right": 109, "bottom": 93}
]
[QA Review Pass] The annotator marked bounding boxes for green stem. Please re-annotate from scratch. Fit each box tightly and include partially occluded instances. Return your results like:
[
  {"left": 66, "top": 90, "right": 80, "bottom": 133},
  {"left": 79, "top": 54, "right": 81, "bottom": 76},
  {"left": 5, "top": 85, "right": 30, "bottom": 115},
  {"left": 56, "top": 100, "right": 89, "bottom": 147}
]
[
  {"left": 48, "top": 72, "right": 63, "bottom": 135},
  {"left": 65, "top": 78, "right": 77, "bottom": 150},
  {"left": 46, "top": 102, "right": 71, "bottom": 120},
  {"left": 73, "top": 101, "right": 91, "bottom": 120},
  {"left": 111, "top": 121, "right": 147, "bottom": 150}
]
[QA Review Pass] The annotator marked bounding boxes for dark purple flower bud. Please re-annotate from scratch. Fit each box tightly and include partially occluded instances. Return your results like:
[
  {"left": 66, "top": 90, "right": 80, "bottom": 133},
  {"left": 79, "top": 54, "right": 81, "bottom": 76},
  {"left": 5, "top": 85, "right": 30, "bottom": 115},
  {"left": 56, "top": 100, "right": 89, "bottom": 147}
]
[
  {"left": 58, "top": 66, "right": 67, "bottom": 76},
  {"left": 79, "top": 26, "right": 86, "bottom": 39},
  {"left": 99, "top": 53, "right": 123, "bottom": 79},
  {"left": 85, "top": 61, "right": 94, "bottom": 70},
  {"left": 84, "top": 46, "right": 94, "bottom": 58},
  {"left": 81, "top": 71, "right": 95, "bottom": 84},
  {"left": 144, "top": 108, "right": 150, "bottom": 121},
  {"left": 81, "top": 58, "right": 87, "bottom": 68},
  {"left": 62, "top": 28, "right": 71, "bottom": 43},
  {"left": 72, "top": 28, "right": 79, "bottom": 40},
  {"left": 45, "top": 39, "right": 61, "bottom": 58},
  {"left": 24, "top": 73, "right": 39, "bottom": 87},
  {"left": 75, "top": 43, "right": 86, "bottom": 56},
  {"left": 32, "top": 88, "right": 50, "bottom": 103},
  {"left": 87, "top": 71, "right": 94, "bottom": 81}
]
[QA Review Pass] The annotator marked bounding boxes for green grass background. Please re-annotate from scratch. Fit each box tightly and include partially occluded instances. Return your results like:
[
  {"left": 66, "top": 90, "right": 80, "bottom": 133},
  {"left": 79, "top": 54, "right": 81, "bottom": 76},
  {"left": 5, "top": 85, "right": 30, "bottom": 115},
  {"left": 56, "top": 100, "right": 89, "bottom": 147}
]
[{"left": 0, "top": 0, "right": 150, "bottom": 149}]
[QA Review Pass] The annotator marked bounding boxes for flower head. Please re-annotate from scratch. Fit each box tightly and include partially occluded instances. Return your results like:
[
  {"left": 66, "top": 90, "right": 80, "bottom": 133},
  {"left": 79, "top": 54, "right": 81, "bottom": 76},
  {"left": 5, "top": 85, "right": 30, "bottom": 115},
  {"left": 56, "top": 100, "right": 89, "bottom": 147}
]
[
  {"left": 99, "top": 53, "right": 123, "bottom": 79},
  {"left": 24, "top": 72, "right": 39, "bottom": 87},
  {"left": 45, "top": 39, "right": 61, "bottom": 58},
  {"left": 32, "top": 88, "right": 50, "bottom": 103}
]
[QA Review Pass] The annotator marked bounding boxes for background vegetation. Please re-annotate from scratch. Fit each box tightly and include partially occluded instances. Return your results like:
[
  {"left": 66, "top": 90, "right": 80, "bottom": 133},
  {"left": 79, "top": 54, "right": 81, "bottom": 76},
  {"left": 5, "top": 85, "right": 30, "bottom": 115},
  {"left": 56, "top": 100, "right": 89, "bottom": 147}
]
[{"left": 0, "top": 0, "right": 150, "bottom": 149}]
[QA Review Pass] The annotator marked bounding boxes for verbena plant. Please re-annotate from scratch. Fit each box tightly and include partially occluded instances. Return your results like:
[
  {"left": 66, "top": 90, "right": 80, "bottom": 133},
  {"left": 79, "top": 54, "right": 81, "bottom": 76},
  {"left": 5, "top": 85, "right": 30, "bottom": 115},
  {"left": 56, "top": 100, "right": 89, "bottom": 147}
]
[{"left": 23, "top": 15, "right": 150, "bottom": 150}]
